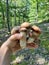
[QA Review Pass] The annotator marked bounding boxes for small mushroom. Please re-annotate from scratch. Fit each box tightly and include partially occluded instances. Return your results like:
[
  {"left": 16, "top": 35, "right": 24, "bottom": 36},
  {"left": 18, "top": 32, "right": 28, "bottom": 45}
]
[
  {"left": 20, "top": 28, "right": 27, "bottom": 49},
  {"left": 20, "top": 22, "right": 31, "bottom": 28},
  {"left": 26, "top": 25, "right": 41, "bottom": 48},
  {"left": 29, "top": 25, "right": 41, "bottom": 47},
  {"left": 11, "top": 26, "right": 20, "bottom": 35},
  {"left": 21, "top": 22, "right": 31, "bottom": 40},
  {"left": 31, "top": 25, "right": 41, "bottom": 37}
]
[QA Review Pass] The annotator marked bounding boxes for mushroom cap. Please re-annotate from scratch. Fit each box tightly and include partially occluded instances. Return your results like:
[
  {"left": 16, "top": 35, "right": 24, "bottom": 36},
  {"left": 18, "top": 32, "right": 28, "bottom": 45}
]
[
  {"left": 20, "top": 28, "right": 27, "bottom": 32},
  {"left": 11, "top": 26, "right": 20, "bottom": 35},
  {"left": 20, "top": 22, "right": 31, "bottom": 28},
  {"left": 31, "top": 25, "right": 41, "bottom": 34}
]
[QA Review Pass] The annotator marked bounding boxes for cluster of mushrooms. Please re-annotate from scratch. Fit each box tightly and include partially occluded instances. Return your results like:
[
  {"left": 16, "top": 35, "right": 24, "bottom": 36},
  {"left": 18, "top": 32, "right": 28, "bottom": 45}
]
[
  {"left": 11, "top": 22, "right": 41, "bottom": 52},
  {"left": 11, "top": 22, "right": 41, "bottom": 65},
  {"left": 10, "top": 22, "right": 49, "bottom": 65}
]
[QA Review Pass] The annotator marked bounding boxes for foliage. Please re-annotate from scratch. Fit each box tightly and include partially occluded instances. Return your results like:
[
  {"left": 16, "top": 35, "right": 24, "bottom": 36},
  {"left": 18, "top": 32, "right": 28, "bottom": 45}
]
[{"left": 0, "top": 0, "right": 49, "bottom": 29}]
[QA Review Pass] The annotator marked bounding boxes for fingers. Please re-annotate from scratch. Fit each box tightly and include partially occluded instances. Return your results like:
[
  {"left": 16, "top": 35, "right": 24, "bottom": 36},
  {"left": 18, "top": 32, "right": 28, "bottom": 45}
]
[
  {"left": 10, "top": 33, "right": 23, "bottom": 41},
  {"left": 10, "top": 26, "right": 21, "bottom": 40}
]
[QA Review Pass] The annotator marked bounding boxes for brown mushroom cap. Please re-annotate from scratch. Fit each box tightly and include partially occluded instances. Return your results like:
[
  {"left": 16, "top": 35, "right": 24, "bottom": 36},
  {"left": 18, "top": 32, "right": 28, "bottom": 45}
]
[
  {"left": 31, "top": 25, "right": 41, "bottom": 34},
  {"left": 11, "top": 26, "right": 20, "bottom": 35},
  {"left": 20, "top": 22, "right": 31, "bottom": 28},
  {"left": 20, "top": 28, "right": 27, "bottom": 32}
]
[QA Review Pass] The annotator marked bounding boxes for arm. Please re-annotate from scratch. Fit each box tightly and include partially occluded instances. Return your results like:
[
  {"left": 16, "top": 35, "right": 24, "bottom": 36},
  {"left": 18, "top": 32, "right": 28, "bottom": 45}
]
[
  {"left": 0, "top": 40, "right": 12, "bottom": 65},
  {"left": 0, "top": 33, "right": 23, "bottom": 65}
]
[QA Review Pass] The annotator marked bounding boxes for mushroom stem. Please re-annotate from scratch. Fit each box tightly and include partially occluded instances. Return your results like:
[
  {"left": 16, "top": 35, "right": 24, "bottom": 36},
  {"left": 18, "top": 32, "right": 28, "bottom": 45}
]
[
  {"left": 20, "top": 31, "right": 26, "bottom": 49},
  {"left": 27, "top": 37, "right": 34, "bottom": 43}
]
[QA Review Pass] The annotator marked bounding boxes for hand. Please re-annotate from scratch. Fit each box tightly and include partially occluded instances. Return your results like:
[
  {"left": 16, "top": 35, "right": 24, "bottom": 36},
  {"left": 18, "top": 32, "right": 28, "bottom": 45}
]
[
  {"left": 1, "top": 33, "right": 23, "bottom": 53},
  {"left": 0, "top": 32, "right": 23, "bottom": 65}
]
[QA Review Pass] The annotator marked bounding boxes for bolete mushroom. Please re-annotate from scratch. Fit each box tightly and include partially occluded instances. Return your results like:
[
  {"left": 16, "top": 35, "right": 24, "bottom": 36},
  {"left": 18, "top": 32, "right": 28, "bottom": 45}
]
[
  {"left": 20, "top": 22, "right": 31, "bottom": 41},
  {"left": 26, "top": 25, "right": 41, "bottom": 48},
  {"left": 20, "top": 22, "right": 31, "bottom": 28},
  {"left": 31, "top": 25, "right": 41, "bottom": 37},
  {"left": 11, "top": 26, "right": 20, "bottom": 35},
  {"left": 29, "top": 25, "right": 41, "bottom": 47}
]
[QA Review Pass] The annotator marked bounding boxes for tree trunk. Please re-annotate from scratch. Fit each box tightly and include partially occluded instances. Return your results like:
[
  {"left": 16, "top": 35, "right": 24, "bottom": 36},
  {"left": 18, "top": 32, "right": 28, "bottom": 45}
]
[{"left": 6, "top": 0, "right": 10, "bottom": 32}]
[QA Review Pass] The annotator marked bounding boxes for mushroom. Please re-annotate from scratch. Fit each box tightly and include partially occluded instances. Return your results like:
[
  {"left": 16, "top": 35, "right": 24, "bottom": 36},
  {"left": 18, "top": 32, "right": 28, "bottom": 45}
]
[
  {"left": 20, "top": 28, "right": 27, "bottom": 49},
  {"left": 11, "top": 26, "right": 20, "bottom": 35},
  {"left": 29, "top": 25, "right": 41, "bottom": 47},
  {"left": 20, "top": 22, "right": 31, "bottom": 28},
  {"left": 31, "top": 25, "right": 41, "bottom": 37},
  {"left": 20, "top": 22, "right": 31, "bottom": 41},
  {"left": 26, "top": 25, "right": 41, "bottom": 48},
  {"left": 21, "top": 22, "right": 38, "bottom": 48}
]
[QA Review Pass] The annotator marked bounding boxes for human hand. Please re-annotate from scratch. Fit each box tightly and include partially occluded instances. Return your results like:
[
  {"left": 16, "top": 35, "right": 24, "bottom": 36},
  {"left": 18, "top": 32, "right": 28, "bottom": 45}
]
[{"left": 1, "top": 33, "right": 23, "bottom": 53}]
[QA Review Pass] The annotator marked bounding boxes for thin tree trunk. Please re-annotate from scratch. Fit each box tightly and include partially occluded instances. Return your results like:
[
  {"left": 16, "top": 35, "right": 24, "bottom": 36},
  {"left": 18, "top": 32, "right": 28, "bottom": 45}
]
[{"left": 6, "top": 0, "right": 10, "bottom": 32}]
